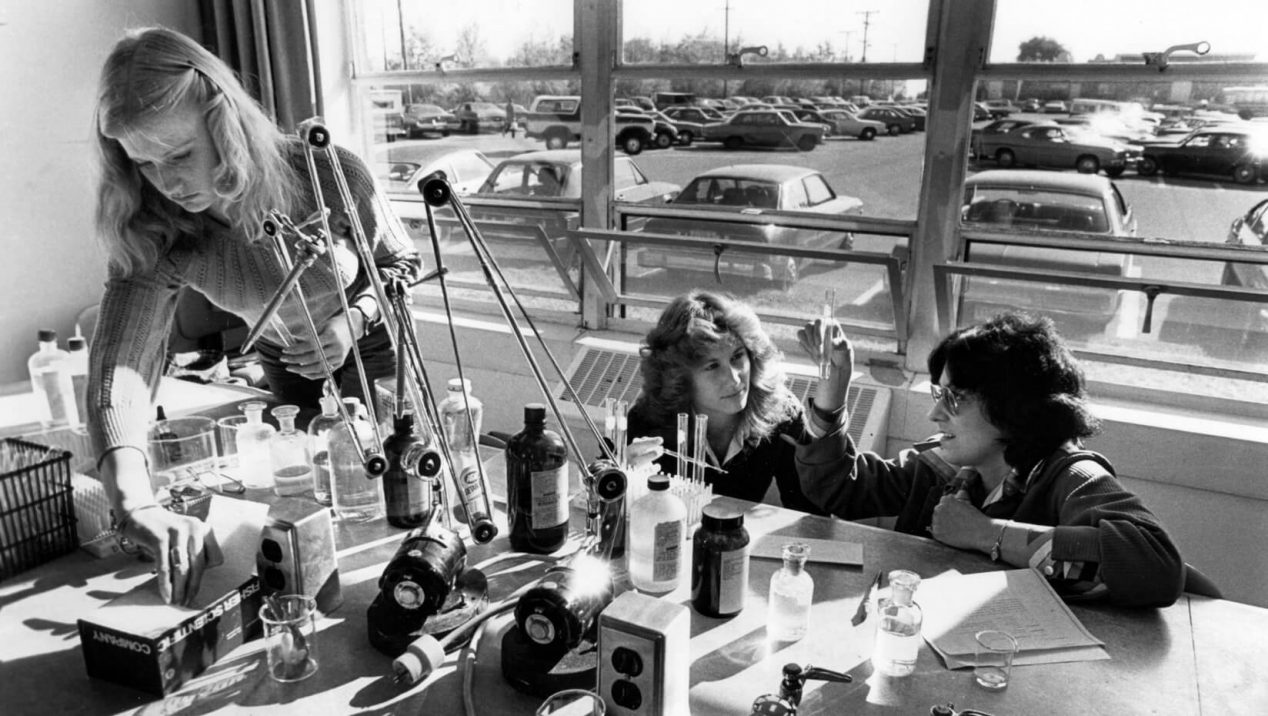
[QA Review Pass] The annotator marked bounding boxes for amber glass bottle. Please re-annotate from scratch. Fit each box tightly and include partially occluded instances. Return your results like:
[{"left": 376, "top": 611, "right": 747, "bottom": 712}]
[{"left": 505, "top": 404, "right": 570, "bottom": 553}]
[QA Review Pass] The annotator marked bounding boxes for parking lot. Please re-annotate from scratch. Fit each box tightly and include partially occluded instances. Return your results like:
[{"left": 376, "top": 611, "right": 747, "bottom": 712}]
[{"left": 393, "top": 118, "right": 1268, "bottom": 360}]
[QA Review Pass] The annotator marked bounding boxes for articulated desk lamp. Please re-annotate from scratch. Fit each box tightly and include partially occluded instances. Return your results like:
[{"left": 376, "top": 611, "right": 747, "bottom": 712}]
[{"left": 244, "top": 120, "right": 631, "bottom": 696}]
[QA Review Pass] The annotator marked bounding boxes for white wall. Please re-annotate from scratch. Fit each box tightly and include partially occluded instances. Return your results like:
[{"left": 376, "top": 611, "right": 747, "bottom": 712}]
[{"left": 0, "top": 1, "right": 200, "bottom": 382}]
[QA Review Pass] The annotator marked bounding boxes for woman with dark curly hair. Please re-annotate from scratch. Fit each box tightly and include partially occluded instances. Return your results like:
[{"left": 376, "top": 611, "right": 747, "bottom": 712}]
[
  {"left": 801, "top": 312, "right": 1185, "bottom": 607},
  {"left": 627, "top": 291, "right": 851, "bottom": 514}
]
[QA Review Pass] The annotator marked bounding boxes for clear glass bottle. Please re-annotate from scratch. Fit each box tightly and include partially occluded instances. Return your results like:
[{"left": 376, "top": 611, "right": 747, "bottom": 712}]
[
  {"left": 873, "top": 569, "right": 923, "bottom": 677},
  {"left": 236, "top": 401, "right": 276, "bottom": 489},
  {"left": 307, "top": 395, "right": 342, "bottom": 506},
  {"left": 629, "top": 473, "right": 687, "bottom": 593},
  {"left": 767, "top": 542, "right": 813, "bottom": 641},
  {"left": 66, "top": 335, "right": 89, "bottom": 430},
  {"left": 330, "top": 397, "right": 384, "bottom": 522},
  {"left": 505, "top": 403, "right": 569, "bottom": 553},
  {"left": 439, "top": 378, "right": 486, "bottom": 526},
  {"left": 270, "top": 405, "right": 312, "bottom": 496},
  {"left": 28, "top": 329, "right": 76, "bottom": 429}
]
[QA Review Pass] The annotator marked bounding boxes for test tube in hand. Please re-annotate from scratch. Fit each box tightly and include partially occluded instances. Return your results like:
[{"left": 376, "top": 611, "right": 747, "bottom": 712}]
[{"left": 819, "top": 289, "right": 836, "bottom": 380}]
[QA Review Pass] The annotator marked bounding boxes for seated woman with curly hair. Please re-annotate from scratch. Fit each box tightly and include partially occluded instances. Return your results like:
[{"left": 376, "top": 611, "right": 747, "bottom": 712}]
[
  {"left": 800, "top": 312, "right": 1185, "bottom": 607},
  {"left": 627, "top": 290, "right": 850, "bottom": 514}
]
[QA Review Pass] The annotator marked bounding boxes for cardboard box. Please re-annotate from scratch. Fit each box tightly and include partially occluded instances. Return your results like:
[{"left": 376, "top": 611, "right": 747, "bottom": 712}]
[{"left": 77, "top": 574, "right": 263, "bottom": 695}]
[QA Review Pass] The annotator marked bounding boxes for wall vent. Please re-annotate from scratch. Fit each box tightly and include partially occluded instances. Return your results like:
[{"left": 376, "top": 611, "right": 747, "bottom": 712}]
[{"left": 555, "top": 341, "right": 891, "bottom": 454}]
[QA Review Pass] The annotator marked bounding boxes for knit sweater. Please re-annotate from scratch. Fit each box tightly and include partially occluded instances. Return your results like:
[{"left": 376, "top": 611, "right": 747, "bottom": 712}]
[
  {"left": 799, "top": 437, "right": 1186, "bottom": 607},
  {"left": 86, "top": 139, "right": 421, "bottom": 460}
]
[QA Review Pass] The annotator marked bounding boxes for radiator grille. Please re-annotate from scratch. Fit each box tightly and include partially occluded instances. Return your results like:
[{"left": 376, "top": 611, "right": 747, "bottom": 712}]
[{"left": 559, "top": 348, "right": 880, "bottom": 446}]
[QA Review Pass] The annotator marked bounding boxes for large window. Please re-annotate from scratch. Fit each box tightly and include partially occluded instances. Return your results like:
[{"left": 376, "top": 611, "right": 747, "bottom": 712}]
[{"left": 343, "top": 0, "right": 1268, "bottom": 408}]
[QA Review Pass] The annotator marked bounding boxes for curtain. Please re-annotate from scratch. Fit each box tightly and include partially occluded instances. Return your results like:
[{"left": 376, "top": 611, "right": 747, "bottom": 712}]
[{"left": 199, "top": 0, "right": 324, "bottom": 132}]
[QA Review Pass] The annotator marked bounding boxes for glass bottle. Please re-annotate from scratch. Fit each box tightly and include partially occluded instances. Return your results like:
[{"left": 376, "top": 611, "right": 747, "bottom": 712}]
[
  {"left": 270, "top": 405, "right": 313, "bottom": 497},
  {"left": 628, "top": 473, "right": 687, "bottom": 593},
  {"left": 28, "top": 328, "right": 76, "bottom": 429},
  {"left": 66, "top": 335, "right": 89, "bottom": 430},
  {"left": 439, "top": 378, "right": 487, "bottom": 526},
  {"left": 307, "top": 395, "right": 342, "bottom": 506},
  {"left": 236, "top": 401, "right": 276, "bottom": 489},
  {"left": 329, "top": 397, "right": 384, "bottom": 522},
  {"left": 691, "top": 504, "right": 750, "bottom": 618},
  {"left": 383, "top": 412, "right": 432, "bottom": 528},
  {"left": 767, "top": 542, "right": 813, "bottom": 641},
  {"left": 873, "top": 569, "right": 923, "bottom": 677},
  {"left": 505, "top": 403, "right": 569, "bottom": 553}
]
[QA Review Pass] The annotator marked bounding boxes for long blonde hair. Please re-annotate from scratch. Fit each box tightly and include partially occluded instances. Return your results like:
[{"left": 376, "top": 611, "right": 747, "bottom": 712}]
[
  {"left": 94, "top": 27, "right": 298, "bottom": 275},
  {"left": 636, "top": 291, "right": 799, "bottom": 443}
]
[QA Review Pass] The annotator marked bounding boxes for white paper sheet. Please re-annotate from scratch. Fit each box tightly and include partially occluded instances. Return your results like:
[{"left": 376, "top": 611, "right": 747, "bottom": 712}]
[
  {"left": 750, "top": 535, "right": 864, "bottom": 566},
  {"left": 919, "top": 568, "right": 1108, "bottom": 668}
]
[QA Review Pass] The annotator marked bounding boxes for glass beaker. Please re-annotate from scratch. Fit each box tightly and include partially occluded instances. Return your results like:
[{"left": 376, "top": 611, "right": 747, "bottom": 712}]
[{"left": 147, "top": 416, "right": 219, "bottom": 508}]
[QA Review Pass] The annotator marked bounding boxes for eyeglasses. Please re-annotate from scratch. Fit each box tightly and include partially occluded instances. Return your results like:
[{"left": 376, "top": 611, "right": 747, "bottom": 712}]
[{"left": 930, "top": 384, "right": 964, "bottom": 416}]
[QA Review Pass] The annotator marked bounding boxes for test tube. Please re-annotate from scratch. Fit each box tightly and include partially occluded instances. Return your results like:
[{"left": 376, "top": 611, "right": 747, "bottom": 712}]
[
  {"left": 819, "top": 288, "right": 837, "bottom": 380},
  {"left": 604, "top": 398, "right": 617, "bottom": 445},
  {"left": 692, "top": 414, "right": 709, "bottom": 484},
  {"left": 676, "top": 413, "right": 689, "bottom": 479},
  {"left": 615, "top": 400, "right": 629, "bottom": 468}
]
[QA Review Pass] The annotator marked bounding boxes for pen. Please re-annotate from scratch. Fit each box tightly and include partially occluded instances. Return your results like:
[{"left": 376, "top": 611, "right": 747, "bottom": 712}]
[
  {"left": 662, "top": 448, "right": 727, "bottom": 475},
  {"left": 852, "top": 570, "right": 884, "bottom": 626}
]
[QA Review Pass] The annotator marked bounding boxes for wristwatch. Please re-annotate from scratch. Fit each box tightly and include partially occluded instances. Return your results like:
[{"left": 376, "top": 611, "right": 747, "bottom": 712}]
[{"left": 990, "top": 520, "right": 1012, "bottom": 562}]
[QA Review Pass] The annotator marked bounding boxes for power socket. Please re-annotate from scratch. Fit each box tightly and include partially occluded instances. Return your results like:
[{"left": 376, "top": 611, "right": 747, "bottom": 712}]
[
  {"left": 256, "top": 498, "right": 342, "bottom": 613},
  {"left": 597, "top": 591, "right": 690, "bottom": 716}
]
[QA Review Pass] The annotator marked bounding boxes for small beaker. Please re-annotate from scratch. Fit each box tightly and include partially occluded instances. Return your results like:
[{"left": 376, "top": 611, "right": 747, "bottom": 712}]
[
  {"left": 147, "top": 416, "right": 219, "bottom": 501},
  {"left": 216, "top": 414, "right": 249, "bottom": 470},
  {"left": 536, "top": 688, "right": 606, "bottom": 716},
  {"left": 261, "top": 595, "right": 319, "bottom": 682},
  {"left": 973, "top": 629, "right": 1018, "bottom": 690}
]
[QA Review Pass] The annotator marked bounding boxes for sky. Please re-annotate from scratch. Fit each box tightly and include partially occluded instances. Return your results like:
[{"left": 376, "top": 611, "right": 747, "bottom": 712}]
[{"left": 372, "top": 0, "right": 1267, "bottom": 66}]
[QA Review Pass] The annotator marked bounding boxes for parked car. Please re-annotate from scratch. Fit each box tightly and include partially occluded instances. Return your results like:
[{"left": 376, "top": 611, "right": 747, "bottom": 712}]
[
  {"left": 818, "top": 109, "right": 887, "bottom": 140},
  {"left": 856, "top": 106, "right": 916, "bottom": 135},
  {"left": 1136, "top": 127, "right": 1267, "bottom": 184},
  {"left": 1043, "top": 100, "right": 1069, "bottom": 114},
  {"left": 702, "top": 110, "right": 826, "bottom": 151},
  {"left": 970, "top": 118, "right": 1038, "bottom": 157},
  {"left": 638, "top": 164, "right": 862, "bottom": 288},
  {"left": 521, "top": 95, "right": 655, "bottom": 155},
  {"left": 452, "top": 101, "right": 508, "bottom": 134},
  {"left": 373, "top": 145, "right": 495, "bottom": 196},
  {"left": 788, "top": 109, "right": 838, "bottom": 136},
  {"left": 1022, "top": 98, "right": 1044, "bottom": 112},
  {"left": 1159, "top": 198, "right": 1268, "bottom": 355},
  {"left": 472, "top": 149, "right": 680, "bottom": 266},
  {"left": 982, "top": 99, "right": 1018, "bottom": 118},
  {"left": 1054, "top": 115, "right": 1155, "bottom": 145},
  {"left": 959, "top": 170, "right": 1137, "bottom": 328},
  {"left": 616, "top": 107, "right": 679, "bottom": 149},
  {"left": 976, "top": 122, "right": 1139, "bottom": 177},
  {"left": 399, "top": 103, "right": 460, "bottom": 139}
]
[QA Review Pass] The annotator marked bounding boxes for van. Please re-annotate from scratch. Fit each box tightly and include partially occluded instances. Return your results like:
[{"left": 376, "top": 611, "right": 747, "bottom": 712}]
[{"left": 652, "top": 92, "right": 696, "bottom": 111}]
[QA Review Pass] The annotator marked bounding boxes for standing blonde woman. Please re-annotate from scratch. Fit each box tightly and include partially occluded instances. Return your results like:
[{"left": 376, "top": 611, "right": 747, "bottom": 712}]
[{"left": 89, "top": 27, "right": 421, "bottom": 604}]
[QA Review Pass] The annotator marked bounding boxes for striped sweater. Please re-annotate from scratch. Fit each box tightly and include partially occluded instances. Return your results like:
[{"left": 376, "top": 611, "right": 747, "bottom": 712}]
[{"left": 86, "top": 140, "right": 421, "bottom": 460}]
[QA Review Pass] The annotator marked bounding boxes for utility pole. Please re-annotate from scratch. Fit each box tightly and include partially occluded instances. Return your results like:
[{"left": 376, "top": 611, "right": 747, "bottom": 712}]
[
  {"left": 722, "top": 0, "right": 730, "bottom": 97},
  {"left": 857, "top": 9, "right": 877, "bottom": 63}
]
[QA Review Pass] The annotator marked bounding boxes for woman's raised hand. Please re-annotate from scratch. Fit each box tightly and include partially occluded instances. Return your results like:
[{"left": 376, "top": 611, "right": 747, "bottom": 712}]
[{"left": 797, "top": 318, "right": 854, "bottom": 411}]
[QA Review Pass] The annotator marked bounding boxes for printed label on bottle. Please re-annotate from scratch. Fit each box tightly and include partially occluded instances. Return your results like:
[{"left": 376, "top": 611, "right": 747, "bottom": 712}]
[
  {"left": 652, "top": 520, "right": 683, "bottom": 582},
  {"left": 717, "top": 547, "right": 749, "bottom": 615},
  {"left": 529, "top": 465, "right": 568, "bottom": 529}
]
